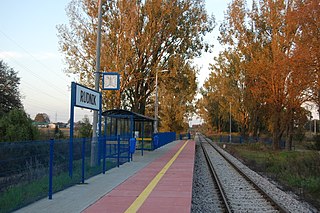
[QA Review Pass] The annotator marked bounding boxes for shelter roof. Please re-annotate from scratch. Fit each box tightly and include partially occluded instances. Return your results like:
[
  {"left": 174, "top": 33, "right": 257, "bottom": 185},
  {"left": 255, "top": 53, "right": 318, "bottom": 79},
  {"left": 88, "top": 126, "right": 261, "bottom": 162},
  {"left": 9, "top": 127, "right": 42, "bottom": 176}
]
[{"left": 102, "top": 109, "right": 155, "bottom": 122}]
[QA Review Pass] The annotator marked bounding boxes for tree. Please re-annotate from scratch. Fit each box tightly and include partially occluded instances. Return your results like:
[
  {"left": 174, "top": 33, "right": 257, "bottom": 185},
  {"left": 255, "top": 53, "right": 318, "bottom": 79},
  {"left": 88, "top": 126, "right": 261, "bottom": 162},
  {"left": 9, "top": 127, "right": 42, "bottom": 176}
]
[
  {"left": 0, "top": 109, "right": 39, "bottom": 142},
  {"left": 197, "top": 55, "right": 231, "bottom": 133},
  {"left": 54, "top": 125, "right": 65, "bottom": 139},
  {"left": 77, "top": 115, "right": 92, "bottom": 138},
  {"left": 57, "top": 0, "right": 214, "bottom": 115},
  {"left": 296, "top": 0, "right": 320, "bottom": 120},
  {"left": 199, "top": 0, "right": 317, "bottom": 150},
  {"left": 34, "top": 113, "right": 50, "bottom": 123},
  {"left": 0, "top": 60, "right": 22, "bottom": 115},
  {"left": 244, "top": 0, "right": 314, "bottom": 149},
  {"left": 158, "top": 57, "right": 198, "bottom": 133}
]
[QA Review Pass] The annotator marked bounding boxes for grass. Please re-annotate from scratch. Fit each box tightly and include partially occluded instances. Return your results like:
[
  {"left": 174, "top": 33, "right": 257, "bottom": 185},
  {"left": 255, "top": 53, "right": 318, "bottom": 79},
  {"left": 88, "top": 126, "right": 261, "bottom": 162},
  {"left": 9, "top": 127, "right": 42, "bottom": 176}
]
[
  {"left": 0, "top": 159, "right": 117, "bottom": 213},
  {"left": 0, "top": 176, "right": 48, "bottom": 213},
  {"left": 222, "top": 142, "right": 320, "bottom": 209}
]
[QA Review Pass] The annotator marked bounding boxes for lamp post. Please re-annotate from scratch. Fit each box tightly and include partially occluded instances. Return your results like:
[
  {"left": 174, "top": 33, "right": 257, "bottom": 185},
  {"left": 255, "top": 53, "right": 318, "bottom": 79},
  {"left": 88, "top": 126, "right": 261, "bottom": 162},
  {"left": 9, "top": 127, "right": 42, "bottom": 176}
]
[
  {"left": 154, "top": 69, "right": 169, "bottom": 133},
  {"left": 91, "top": 0, "right": 103, "bottom": 166}
]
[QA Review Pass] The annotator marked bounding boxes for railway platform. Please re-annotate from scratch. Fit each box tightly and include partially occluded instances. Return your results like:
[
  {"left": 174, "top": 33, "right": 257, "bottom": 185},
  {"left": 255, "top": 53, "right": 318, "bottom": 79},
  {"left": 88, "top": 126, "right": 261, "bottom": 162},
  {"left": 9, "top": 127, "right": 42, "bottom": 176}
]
[{"left": 14, "top": 139, "right": 195, "bottom": 213}]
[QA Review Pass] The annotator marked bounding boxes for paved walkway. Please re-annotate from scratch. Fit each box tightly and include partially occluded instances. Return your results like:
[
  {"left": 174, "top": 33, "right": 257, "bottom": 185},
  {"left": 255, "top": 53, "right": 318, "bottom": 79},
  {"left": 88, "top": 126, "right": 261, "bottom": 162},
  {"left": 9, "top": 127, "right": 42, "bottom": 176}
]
[
  {"left": 83, "top": 140, "right": 195, "bottom": 213},
  {"left": 14, "top": 141, "right": 181, "bottom": 213}
]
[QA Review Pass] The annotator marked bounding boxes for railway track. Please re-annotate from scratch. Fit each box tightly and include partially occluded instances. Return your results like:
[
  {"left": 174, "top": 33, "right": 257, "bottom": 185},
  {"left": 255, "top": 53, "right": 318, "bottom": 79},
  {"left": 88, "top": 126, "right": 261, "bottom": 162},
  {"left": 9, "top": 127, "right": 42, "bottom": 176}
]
[{"left": 197, "top": 133, "right": 288, "bottom": 213}]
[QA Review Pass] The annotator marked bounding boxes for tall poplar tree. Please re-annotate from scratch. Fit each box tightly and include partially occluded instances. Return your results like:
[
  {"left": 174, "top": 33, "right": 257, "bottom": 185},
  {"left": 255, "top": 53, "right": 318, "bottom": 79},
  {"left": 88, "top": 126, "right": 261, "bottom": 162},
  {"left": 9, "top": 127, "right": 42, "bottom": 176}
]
[
  {"left": 200, "top": 0, "right": 316, "bottom": 149},
  {"left": 158, "top": 56, "right": 198, "bottom": 133}
]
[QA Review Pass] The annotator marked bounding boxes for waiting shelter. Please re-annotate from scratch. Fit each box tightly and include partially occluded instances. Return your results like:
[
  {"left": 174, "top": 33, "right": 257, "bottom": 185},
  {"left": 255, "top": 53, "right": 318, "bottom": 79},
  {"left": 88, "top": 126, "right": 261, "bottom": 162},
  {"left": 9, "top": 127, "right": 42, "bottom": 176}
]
[{"left": 102, "top": 109, "right": 155, "bottom": 155}]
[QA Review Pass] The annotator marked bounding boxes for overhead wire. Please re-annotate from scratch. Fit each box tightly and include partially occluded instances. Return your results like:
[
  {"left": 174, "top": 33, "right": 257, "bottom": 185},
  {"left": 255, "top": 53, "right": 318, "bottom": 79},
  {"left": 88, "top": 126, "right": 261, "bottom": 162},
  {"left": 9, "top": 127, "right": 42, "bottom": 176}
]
[
  {"left": 0, "top": 30, "right": 70, "bottom": 85},
  {"left": 0, "top": 28, "right": 95, "bottom": 122},
  {"left": 0, "top": 48, "right": 69, "bottom": 98}
]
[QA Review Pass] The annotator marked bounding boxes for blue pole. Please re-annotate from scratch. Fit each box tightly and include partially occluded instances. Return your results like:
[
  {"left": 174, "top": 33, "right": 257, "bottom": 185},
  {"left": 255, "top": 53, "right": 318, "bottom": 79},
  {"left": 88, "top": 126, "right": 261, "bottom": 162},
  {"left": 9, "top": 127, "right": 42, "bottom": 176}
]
[
  {"left": 48, "top": 139, "right": 54, "bottom": 199},
  {"left": 99, "top": 93, "right": 102, "bottom": 137},
  {"left": 81, "top": 138, "right": 85, "bottom": 184},
  {"left": 127, "top": 138, "right": 130, "bottom": 162},
  {"left": 141, "top": 121, "right": 144, "bottom": 156},
  {"left": 69, "top": 82, "right": 76, "bottom": 178},
  {"left": 130, "top": 116, "right": 134, "bottom": 162},
  {"left": 103, "top": 135, "right": 106, "bottom": 174},
  {"left": 117, "top": 135, "right": 120, "bottom": 167},
  {"left": 111, "top": 117, "right": 113, "bottom": 138},
  {"left": 98, "top": 136, "right": 101, "bottom": 166},
  {"left": 104, "top": 116, "right": 107, "bottom": 138}
]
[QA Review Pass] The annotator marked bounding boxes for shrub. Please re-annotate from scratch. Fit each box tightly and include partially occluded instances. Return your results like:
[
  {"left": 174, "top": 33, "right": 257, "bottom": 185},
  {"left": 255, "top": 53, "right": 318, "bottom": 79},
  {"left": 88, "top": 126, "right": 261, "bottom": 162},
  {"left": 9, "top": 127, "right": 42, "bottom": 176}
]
[
  {"left": 313, "top": 134, "right": 320, "bottom": 150},
  {"left": 0, "top": 109, "right": 39, "bottom": 142}
]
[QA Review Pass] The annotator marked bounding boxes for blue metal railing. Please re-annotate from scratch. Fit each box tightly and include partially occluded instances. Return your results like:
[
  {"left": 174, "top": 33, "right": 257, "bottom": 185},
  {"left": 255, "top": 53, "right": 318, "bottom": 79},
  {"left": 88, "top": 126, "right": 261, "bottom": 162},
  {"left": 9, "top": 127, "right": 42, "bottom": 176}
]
[
  {"left": 153, "top": 132, "right": 176, "bottom": 149},
  {"left": 0, "top": 132, "right": 176, "bottom": 204}
]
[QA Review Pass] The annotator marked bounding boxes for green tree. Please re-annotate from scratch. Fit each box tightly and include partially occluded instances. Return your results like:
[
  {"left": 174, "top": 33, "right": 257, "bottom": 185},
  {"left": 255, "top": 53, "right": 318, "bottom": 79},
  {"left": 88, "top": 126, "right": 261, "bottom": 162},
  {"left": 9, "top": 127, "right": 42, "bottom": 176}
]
[
  {"left": 77, "top": 116, "right": 92, "bottom": 138},
  {"left": 0, "top": 60, "right": 22, "bottom": 115},
  {"left": 0, "top": 109, "right": 39, "bottom": 142},
  {"left": 54, "top": 125, "right": 65, "bottom": 139}
]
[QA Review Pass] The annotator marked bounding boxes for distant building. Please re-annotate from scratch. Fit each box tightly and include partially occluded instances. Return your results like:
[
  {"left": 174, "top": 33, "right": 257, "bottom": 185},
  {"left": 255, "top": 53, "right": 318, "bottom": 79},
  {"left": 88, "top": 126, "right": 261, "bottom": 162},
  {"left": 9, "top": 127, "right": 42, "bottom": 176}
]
[
  {"left": 56, "top": 122, "right": 67, "bottom": 128},
  {"left": 48, "top": 123, "right": 56, "bottom": 129},
  {"left": 32, "top": 122, "right": 49, "bottom": 128}
]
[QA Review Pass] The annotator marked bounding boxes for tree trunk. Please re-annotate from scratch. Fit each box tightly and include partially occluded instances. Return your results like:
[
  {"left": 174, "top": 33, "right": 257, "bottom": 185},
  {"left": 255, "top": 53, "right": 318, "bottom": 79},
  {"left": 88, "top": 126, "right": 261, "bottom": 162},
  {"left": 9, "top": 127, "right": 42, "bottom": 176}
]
[
  {"left": 272, "top": 106, "right": 282, "bottom": 150},
  {"left": 286, "top": 109, "right": 294, "bottom": 151},
  {"left": 318, "top": 89, "right": 320, "bottom": 120},
  {"left": 240, "top": 122, "right": 248, "bottom": 140},
  {"left": 252, "top": 116, "right": 259, "bottom": 138}
]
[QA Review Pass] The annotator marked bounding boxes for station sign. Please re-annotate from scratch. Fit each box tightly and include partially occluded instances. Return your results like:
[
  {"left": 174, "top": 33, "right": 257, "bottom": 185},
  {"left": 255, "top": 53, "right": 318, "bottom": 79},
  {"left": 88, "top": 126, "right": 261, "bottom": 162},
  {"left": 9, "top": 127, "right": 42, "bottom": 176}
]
[
  {"left": 69, "top": 82, "right": 102, "bottom": 177},
  {"left": 102, "top": 72, "right": 120, "bottom": 90},
  {"left": 74, "top": 83, "right": 100, "bottom": 111}
]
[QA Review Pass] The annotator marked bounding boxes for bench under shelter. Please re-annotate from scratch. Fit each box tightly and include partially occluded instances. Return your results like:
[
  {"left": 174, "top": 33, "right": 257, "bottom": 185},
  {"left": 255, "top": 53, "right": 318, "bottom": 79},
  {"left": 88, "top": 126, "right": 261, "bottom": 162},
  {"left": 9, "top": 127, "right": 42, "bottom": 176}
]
[{"left": 102, "top": 109, "right": 155, "bottom": 153}]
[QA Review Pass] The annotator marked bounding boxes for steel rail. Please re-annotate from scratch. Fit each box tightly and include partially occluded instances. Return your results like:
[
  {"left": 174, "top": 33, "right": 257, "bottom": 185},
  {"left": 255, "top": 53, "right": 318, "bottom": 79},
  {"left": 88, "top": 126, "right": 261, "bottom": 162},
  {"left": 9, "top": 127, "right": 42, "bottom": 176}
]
[
  {"left": 201, "top": 134, "right": 290, "bottom": 213},
  {"left": 199, "top": 136, "right": 232, "bottom": 213}
]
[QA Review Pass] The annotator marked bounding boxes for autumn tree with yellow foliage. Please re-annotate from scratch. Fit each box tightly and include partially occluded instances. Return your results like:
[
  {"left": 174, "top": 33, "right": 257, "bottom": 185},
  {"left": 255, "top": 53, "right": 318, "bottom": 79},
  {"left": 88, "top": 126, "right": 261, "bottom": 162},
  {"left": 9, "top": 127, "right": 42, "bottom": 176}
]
[
  {"left": 58, "top": 0, "right": 214, "bottom": 119},
  {"left": 198, "top": 0, "right": 318, "bottom": 150}
]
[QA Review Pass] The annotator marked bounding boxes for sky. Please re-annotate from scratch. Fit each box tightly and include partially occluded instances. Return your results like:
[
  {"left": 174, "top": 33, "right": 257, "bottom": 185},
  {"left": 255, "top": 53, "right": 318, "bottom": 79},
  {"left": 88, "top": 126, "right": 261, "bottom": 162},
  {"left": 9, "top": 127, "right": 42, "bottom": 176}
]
[
  {"left": 1, "top": 1, "right": 316, "bottom": 124},
  {"left": 0, "top": 0, "right": 232, "bottom": 123}
]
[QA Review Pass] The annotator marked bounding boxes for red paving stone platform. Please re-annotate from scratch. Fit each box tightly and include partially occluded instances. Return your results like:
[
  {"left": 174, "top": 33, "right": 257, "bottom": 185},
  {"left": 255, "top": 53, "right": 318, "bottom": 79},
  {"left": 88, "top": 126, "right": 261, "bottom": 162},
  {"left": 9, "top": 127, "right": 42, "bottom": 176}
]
[{"left": 83, "top": 140, "right": 195, "bottom": 213}]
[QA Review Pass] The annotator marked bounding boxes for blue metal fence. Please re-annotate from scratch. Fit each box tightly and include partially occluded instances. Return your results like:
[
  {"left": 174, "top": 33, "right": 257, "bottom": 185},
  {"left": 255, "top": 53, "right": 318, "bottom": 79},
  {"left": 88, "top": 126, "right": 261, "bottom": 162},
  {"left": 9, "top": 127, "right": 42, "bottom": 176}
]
[
  {"left": 153, "top": 132, "right": 176, "bottom": 149},
  {"left": 179, "top": 132, "right": 191, "bottom": 140},
  {"left": 0, "top": 137, "right": 130, "bottom": 202},
  {"left": 0, "top": 132, "right": 176, "bottom": 210},
  {"left": 0, "top": 140, "right": 51, "bottom": 193},
  {"left": 103, "top": 136, "right": 130, "bottom": 168}
]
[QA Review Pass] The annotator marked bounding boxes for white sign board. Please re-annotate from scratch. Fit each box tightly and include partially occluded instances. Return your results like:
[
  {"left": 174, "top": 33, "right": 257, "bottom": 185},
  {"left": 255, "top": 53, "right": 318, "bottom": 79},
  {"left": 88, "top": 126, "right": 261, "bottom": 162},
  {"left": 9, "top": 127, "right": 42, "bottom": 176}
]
[
  {"left": 75, "top": 84, "right": 100, "bottom": 111},
  {"left": 102, "top": 72, "right": 120, "bottom": 90}
]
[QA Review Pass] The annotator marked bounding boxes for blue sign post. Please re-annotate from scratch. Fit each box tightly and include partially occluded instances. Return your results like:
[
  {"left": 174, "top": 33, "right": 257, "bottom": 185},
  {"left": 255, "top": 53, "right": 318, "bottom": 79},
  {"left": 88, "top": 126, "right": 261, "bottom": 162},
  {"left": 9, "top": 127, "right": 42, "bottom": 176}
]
[{"left": 69, "top": 82, "right": 101, "bottom": 178}]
